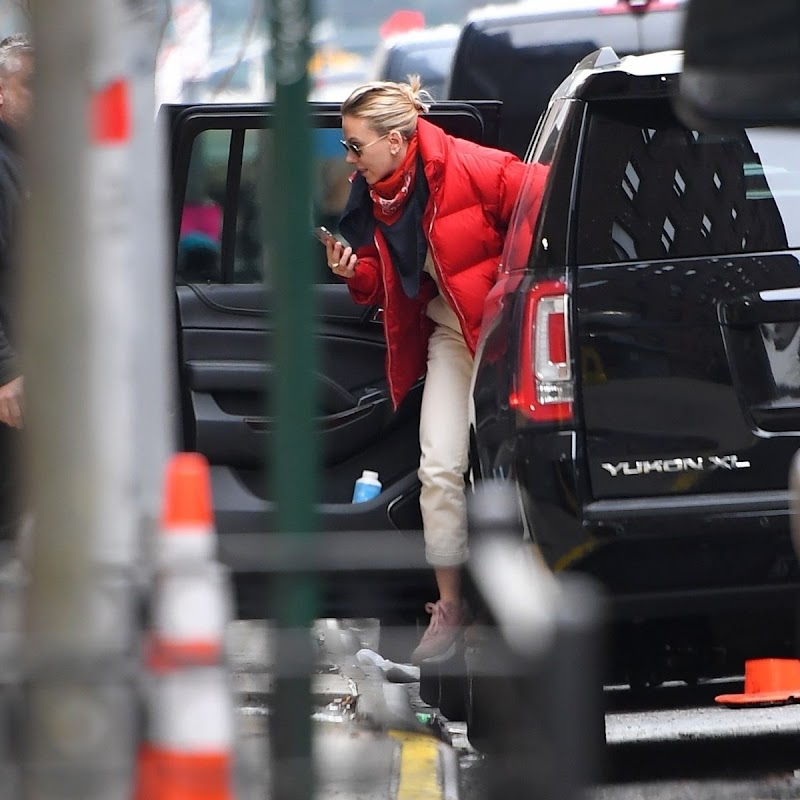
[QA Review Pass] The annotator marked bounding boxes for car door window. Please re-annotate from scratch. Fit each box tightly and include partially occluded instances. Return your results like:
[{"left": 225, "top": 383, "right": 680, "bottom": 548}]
[
  {"left": 178, "top": 124, "right": 352, "bottom": 285},
  {"left": 177, "top": 128, "right": 229, "bottom": 283},
  {"left": 576, "top": 99, "right": 800, "bottom": 265},
  {"left": 499, "top": 99, "right": 567, "bottom": 273}
]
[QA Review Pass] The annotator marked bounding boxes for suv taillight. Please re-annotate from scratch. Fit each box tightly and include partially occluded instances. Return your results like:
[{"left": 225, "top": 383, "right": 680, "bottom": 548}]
[{"left": 510, "top": 280, "right": 574, "bottom": 422}]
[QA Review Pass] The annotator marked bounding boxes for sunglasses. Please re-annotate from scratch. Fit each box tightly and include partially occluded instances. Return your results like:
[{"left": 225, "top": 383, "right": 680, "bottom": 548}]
[{"left": 339, "top": 133, "right": 389, "bottom": 157}]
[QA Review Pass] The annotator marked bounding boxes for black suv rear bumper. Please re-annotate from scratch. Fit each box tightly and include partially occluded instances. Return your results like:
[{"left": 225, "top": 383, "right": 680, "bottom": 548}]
[{"left": 514, "top": 430, "right": 800, "bottom": 620}]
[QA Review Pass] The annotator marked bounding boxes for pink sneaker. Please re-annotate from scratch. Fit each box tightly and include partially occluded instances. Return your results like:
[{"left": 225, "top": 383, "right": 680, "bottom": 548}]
[{"left": 411, "top": 600, "right": 465, "bottom": 663}]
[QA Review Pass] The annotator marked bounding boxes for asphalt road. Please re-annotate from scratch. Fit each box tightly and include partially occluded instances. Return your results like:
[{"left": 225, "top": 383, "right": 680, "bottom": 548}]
[{"left": 456, "top": 680, "right": 800, "bottom": 799}]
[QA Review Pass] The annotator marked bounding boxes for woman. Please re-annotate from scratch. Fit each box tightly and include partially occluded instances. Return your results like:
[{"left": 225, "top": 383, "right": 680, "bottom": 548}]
[{"left": 325, "top": 77, "right": 546, "bottom": 663}]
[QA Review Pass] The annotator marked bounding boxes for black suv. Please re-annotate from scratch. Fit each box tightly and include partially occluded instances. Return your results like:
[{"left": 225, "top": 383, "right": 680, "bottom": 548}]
[
  {"left": 447, "top": 0, "right": 687, "bottom": 158},
  {"left": 471, "top": 47, "right": 800, "bottom": 683}
]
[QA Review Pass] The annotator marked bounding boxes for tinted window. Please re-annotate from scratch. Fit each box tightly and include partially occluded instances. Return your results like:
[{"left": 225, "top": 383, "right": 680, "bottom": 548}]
[
  {"left": 178, "top": 128, "right": 227, "bottom": 283},
  {"left": 178, "top": 126, "right": 351, "bottom": 285},
  {"left": 500, "top": 99, "right": 566, "bottom": 272},
  {"left": 576, "top": 99, "right": 800, "bottom": 265}
]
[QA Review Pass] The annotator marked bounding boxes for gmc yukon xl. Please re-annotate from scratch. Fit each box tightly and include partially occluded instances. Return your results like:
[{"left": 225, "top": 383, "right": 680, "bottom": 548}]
[
  {"left": 471, "top": 48, "right": 800, "bottom": 686},
  {"left": 164, "top": 48, "right": 800, "bottom": 689}
]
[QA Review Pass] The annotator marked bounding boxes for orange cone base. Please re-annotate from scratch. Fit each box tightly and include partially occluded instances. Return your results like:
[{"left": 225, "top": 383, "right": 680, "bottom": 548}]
[
  {"left": 715, "top": 658, "right": 800, "bottom": 707},
  {"left": 134, "top": 745, "right": 233, "bottom": 800},
  {"left": 715, "top": 690, "right": 800, "bottom": 708}
]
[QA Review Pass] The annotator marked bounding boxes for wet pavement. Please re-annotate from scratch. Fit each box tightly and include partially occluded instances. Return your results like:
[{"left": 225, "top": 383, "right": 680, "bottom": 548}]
[
  {"left": 229, "top": 619, "right": 460, "bottom": 800},
  {"left": 228, "top": 620, "right": 800, "bottom": 800}
]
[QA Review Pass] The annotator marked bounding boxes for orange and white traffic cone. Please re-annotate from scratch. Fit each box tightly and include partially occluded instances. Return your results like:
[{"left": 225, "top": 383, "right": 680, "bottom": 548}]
[
  {"left": 133, "top": 451, "right": 237, "bottom": 798},
  {"left": 133, "top": 664, "right": 236, "bottom": 800},
  {"left": 148, "top": 451, "right": 233, "bottom": 667}
]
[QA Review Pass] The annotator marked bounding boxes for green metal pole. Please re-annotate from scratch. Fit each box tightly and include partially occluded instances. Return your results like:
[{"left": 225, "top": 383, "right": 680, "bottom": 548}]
[{"left": 268, "top": 1, "right": 318, "bottom": 798}]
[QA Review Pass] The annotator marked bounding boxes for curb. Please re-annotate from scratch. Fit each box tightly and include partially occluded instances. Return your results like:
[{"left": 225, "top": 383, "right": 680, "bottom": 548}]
[{"left": 322, "top": 621, "right": 463, "bottom": 800}]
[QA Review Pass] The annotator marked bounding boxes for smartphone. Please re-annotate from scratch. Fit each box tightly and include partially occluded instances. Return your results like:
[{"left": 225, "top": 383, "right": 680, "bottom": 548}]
[{"left": 313, "top": 226, "right": 346, "bottom": 247}]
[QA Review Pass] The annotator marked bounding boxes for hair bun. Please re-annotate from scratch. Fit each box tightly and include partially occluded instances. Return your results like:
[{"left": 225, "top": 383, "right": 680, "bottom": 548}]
[{"left": 405, "top": 75, "right": 432, "bottom": 114}]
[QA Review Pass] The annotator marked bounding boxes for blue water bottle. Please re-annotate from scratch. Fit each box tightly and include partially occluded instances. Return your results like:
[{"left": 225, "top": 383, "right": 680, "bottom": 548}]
[{"left": 352, "top": 470, "right": 382, "bottom": 503}]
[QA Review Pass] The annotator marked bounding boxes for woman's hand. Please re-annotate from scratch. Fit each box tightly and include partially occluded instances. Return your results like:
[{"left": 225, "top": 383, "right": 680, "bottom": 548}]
[{"left": 325, "top": 240, "right": 357, "bottom": 279}]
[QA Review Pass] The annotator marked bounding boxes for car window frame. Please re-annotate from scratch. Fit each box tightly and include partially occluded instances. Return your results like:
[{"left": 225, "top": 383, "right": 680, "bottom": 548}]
[{"left": 171, "top": 106, "right": 345, "bottom": 286}]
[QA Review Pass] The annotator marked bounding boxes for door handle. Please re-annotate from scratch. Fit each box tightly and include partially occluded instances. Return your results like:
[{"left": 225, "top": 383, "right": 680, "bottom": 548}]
[{"left": 361, "top": 306, "right": 383, "bottom": 325}]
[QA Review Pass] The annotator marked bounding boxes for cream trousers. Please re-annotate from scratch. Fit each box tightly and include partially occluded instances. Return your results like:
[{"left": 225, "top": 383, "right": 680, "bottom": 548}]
[{"left": 418, "top": 323, "right": 474, "bottom": 567}]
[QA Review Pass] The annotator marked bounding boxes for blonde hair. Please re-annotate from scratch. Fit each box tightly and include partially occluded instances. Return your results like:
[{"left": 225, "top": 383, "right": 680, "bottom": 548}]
[{"left": 340, "top": 75, "right": 432, "bottom": 139}]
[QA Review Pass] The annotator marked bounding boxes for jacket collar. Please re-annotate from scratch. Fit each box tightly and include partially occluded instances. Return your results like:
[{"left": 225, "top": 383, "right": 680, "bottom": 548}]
[{"left": 415, "top": 117, "right": 446, "bottom": 185}]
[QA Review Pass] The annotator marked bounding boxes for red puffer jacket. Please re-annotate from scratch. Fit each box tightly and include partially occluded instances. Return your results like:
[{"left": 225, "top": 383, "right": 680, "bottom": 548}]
[{"left": 345, "top": 118, "right": 546, "bottom": 409}]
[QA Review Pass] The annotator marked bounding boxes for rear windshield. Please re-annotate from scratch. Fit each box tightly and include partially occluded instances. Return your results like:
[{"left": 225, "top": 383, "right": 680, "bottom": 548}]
[{"left": 576, "top": 99, "right": 800, "bottom": 264}]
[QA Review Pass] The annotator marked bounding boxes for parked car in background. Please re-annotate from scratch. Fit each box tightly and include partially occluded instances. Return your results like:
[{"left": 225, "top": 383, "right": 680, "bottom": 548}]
[
  {"left": 447, "top": 0, "right": 687, "bottom": 157},
  {"left": 309, "top": 1, "right": 514, "bottom": 102},
  {"left": 203, "top": 36, "right": 272, "bottom": 103},
  {"left": 470, "top": 46, "right": 800, "bottom": 687},
  {"left": 371, "top": 24, "right": 461, "bottom": 100}
]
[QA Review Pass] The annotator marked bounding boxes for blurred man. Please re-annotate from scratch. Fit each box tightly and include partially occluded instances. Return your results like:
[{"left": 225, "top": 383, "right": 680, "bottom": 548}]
[{"left": 0, "top": 33, "right": 33, "bottom": 539}]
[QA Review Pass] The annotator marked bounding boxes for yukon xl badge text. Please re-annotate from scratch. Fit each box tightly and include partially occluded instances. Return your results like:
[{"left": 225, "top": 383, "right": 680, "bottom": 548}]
[{"left": 601, "top": 455, "right": 751, "bottom": 477}]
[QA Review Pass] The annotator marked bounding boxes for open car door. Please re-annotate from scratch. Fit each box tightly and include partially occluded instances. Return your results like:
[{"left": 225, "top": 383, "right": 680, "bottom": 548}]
[{"left": 161, "top": 101, "right": 502, "bottom": 614}]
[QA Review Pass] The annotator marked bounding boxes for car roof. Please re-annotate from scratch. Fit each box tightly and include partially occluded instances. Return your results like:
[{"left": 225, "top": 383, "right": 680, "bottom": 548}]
[
  {"left": 588, "top": 47, "right": 683, "bottom": 77},
  {"left": 465, "top": 0, "right": 686, "bottom": 27},
  {"left": 553, "top": 47, "right": 684, "bottom": 102}
]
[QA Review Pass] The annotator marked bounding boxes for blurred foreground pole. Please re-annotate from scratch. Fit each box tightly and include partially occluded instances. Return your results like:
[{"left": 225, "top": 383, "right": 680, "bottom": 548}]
[
  {"left": 19, "top": 0, "right": 171, "bottom": 795},
  {"left": 468, "top": 482, "right": 607, "bottom": 800},
  {"left": 127, "top": 0, "right": 176, "bottom": 570},
  {"left": 267, "top": 2, "right": 319, "bottom": 800}
]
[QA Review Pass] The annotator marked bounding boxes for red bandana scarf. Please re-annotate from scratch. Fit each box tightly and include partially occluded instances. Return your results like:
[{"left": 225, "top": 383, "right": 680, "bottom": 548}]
[{"left": 369, "top": 133, "right": 419, "bottom": 226}]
